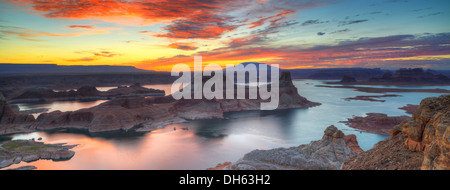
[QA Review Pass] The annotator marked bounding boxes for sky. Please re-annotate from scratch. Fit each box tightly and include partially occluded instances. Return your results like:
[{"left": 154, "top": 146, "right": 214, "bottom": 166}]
[{"left": 0, "top": 0, "right": 449, "bottom": 71}]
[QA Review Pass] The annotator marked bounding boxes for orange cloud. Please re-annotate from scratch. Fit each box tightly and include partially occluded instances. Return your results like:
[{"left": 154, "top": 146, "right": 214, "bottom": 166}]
[
  {"left": 248, "top": 9, "right": 296, "bottom": 29},
  {"left": 67, "top": 25, "right": 95, "bottom": 29},
  {"left": 168, "top": 42, "right": 198, "bottom": 51}
]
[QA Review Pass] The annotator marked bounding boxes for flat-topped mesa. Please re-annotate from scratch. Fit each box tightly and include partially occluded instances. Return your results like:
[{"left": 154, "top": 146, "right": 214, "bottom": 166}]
[
  {"left": 230, "top": 125, "right": 362, "bottom": 170},
  {"left": 342, "top": 95, "right": 450, "bottom": 170},
  {"left": 8, "top": 85, "right": 165, "bottom": 103}
]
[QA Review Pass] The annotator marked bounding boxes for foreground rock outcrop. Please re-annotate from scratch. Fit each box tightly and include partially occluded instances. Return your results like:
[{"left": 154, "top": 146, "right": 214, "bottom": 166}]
[
  {"left": 230, "top": 125, "right": 361, "bottom": 170},
  {"left": 342, "top": 95, "right": 450, "bottom": 170},
  {"left": 0, "top": 140, "right": 77, "bottom": 169}
]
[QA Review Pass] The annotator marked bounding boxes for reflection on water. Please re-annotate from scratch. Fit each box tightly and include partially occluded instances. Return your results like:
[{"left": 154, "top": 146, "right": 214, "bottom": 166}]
[
  {"left": 14, "top": 100, "right": 109, "bottom": 118},
  {"left": 2, "top": 80, "right": 449, "bottom": 170}
]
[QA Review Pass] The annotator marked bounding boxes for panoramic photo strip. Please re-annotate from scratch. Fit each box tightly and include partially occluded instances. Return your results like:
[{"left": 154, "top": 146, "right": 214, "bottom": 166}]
[{"left": 1, "top": 0, "right": 449, "bottom": 185}]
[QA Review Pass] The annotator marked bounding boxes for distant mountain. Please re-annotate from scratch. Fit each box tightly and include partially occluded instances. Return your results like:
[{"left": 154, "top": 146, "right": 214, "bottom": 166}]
[
  {"left": 368, "top": 68, "right": 450, "bottom": 83},
  {"left": 0, "top": 64, "right": 150, "bottom": 75},
  {"left": 305, "top": 68, "right": 385, "bottom": 80}
]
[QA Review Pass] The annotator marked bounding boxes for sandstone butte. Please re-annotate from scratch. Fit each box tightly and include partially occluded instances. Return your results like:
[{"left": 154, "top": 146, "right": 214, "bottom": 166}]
[
  {"left": 0, "top": 72, "right": 320, "bottom": 135},
  {"left": 341, "top": 95, "right": 450, "bottom": 170}
]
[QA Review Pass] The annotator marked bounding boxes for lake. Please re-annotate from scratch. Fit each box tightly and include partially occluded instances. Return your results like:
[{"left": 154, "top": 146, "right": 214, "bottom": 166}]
[{"left": 2, "top": 80, "right": 449, "bottom": 170}]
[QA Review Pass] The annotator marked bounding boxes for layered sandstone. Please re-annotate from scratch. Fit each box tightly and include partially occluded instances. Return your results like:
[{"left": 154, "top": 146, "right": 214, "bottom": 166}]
[
  {"left": 0, "top": 93, "right": 35, "bottom": 134},
  {"left": 342, "top": 95, "right": 450, "bottom": 170},
  {"left": 230, "top": 125, "right": 361, "bottom": 170},
  {"left": 342, "top": 113, "right": 409, "bottom": 135},
  {"left": 8, "top": 83, "right": 164, "bottom": 103},
  {"left": 1, "top": 72, "right": 320, "bottom": 134}
]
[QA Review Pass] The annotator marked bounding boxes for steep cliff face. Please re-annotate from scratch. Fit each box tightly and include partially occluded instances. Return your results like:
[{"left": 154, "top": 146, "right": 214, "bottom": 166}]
[
  {"left": 400, "top": 95, "right": 450, "bottom": 170},
  {"left": 0, "top": 99, "right": 34, "bottom": 125},
  {"left": 342, "top": 95, "right": 450, "bottom": 170},
  {"left": 231, "top": 126, "right": 361, "bottom": 170},
  {"left": 0, "top": 93, "right": 35, "bottom": 134}
]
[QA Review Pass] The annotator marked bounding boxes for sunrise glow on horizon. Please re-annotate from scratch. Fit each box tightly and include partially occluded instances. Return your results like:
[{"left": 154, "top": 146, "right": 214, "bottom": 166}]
[{"left": 1, "top": 0, "right": 450, "bottom": 71}]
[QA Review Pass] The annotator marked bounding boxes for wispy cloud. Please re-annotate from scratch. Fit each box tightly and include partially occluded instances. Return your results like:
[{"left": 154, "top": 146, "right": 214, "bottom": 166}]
[
  {"left": 338, "top": 19, "right": 369, "bottom": 27},
  {"left": 301, "top": 19, "right": 329, "bottom": 26},
  {"left": 135, "top": 32, "right": 450, "bottom": 70},
  {"left": 67, "top": 50, "right": 121, "bottom": 62},
  {"left": 0, "top": 25, "right": 118, "bottom": 41},
  {"left": 66, "top": 25, "right": 95, "bottom": 29}
]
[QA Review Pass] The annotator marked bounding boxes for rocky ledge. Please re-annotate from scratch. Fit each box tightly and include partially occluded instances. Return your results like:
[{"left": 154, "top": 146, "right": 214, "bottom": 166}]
[
  {"left": 0, "top": 140, "right": 77, "bottom": 169},
  {"left": 229, "top": 125, "right": 362, "bottom": 170},
  {"left": 342, "top": 95, "right": 450, "bottom": 170},
  {"left": 341, "top": 113, "right": 410, "bottom": 135}
]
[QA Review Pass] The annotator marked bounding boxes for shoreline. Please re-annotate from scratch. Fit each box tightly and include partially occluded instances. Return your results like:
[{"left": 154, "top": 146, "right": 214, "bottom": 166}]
[{"left": 323, "top": 81, "right": 450, "bottom": 86}]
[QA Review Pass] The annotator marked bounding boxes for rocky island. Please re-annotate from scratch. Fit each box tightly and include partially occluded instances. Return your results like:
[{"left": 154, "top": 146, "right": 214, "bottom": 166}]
[
  {"left": 341, "top": 113, "right": 410, "bottom": 135},
  {"left": 0, "top": 139, "right": 77, "bottom": 169},
  {"left": 344, "top": 94, "right": 401, "bottom": 102}
]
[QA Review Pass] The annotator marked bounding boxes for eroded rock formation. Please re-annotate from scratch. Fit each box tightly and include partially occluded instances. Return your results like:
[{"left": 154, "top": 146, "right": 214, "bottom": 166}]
[
  {"left": 342, "top": 113, "right": 409, "bottom": 135},
  {"left": 1, "top": 72, "right": 320, "bottom": 134},
  {"left": 0, "top": 93, "right": 35, "bottom": 134},
  {"left": 0, "top": 140, "right": 77, "bottom": 169},
  {"left": 230, "top": 125, "right": 361, "bottom": 170},
  {"left": 342, "top": 95, "right": 450, "bottom": 170},
  {"left": 9, "top": 84, "right": 165, "bottom": 103}
]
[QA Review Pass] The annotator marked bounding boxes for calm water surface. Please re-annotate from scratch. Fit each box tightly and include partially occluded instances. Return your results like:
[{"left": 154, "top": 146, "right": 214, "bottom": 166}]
[{"left": 2, "top": 80, "right": 449, "bottom": 170}]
